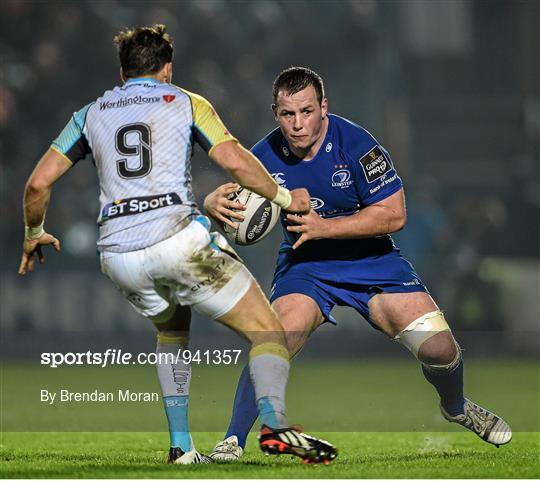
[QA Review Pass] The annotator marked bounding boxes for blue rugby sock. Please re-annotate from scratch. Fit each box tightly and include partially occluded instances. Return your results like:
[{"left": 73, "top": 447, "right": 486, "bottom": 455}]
[
  {"left": 225, "top": 365, "right": 258, "bottom": 449},
  {"left": 422, "top": 355, "right": 465, "bottom": 416},
  {"left": 163, "top": 395, "right": 192, "bottom": 452}
]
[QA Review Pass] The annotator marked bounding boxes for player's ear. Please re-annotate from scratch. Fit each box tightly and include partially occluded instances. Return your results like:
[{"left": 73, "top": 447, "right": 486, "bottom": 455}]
[
  {"left": 271, "top": 104, "right": 278, "bottom": 120},
  {"left": 120, "top": 67, "right": 126, "bottom": 83},
  {"left": 321, "top": 97, "right": 328, "bottom": 119},
  {"left": 164, "top": 62, "right": 173, "bottom": 83}
]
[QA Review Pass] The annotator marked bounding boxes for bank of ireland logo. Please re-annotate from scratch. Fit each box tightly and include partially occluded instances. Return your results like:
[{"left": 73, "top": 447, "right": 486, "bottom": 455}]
[
  {"left": 272, "top": 172, "right": 286, "bottom": 186},
  {"left": 331, "top": 169, "right": 353, "bottom": 188},
  {"left": 310, "top": 197, "right": 325, "bottom": 210}
]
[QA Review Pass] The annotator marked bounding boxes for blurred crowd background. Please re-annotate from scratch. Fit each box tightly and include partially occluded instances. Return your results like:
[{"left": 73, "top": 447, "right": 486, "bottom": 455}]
[{"left": 1, "top": 0, "right": 539, "bottom": 356}]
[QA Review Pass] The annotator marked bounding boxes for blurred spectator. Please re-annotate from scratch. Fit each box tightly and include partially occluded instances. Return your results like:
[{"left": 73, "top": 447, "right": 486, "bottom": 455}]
[{"left": 1, "top": 0, "right": 538, "bottom": 336}]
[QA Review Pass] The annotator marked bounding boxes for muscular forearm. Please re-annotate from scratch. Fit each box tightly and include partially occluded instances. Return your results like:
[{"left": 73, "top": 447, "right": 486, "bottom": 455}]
[
  {"left": 224, "top": 145, "right": 277, "bottom": 199},
  {"left": 23, "top": 183, "right": 51, "bottom": 227},
  {"left": 229, "top": 157, "right": 279, "bottom": 201},
  {"left": 287, "top": 189, "right": 406, "bottom": 248},
  {"left": 321, "top": 203, "right": 405, "bottom": 240},
  {"left": 19, "top": 181, "right": 62, "bottom": 276},
  {"left": 18, "top": 149, "right": 71, "bottom": 274},
  {"left": 22, "top": 148, "right": 72, "bottom": 229},
  {"left": 211, "top": 142, "right": 279, "bottom": 201}
]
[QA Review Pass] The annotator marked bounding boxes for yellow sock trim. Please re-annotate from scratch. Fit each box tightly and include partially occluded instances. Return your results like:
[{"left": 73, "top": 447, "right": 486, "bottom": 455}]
[
  {"left": 249, "top": 342, "right": 289, "bottom": 361},
  {"left": 156, "top": 332, "right": 189, "bottom": 345}
]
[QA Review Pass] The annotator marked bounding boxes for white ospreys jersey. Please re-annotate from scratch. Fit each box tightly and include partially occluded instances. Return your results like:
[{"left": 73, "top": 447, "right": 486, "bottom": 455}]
[{"left": 51, "top": 77, "right": 237, "bottom": 253}]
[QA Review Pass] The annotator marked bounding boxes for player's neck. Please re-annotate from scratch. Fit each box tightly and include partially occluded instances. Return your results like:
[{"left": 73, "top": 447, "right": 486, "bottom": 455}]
[
  {"left": 124, "top": 74, "right": 167, "bottom": 84},
  {"left": 290, "top": 116, "right": 329, "bottom": 161}
]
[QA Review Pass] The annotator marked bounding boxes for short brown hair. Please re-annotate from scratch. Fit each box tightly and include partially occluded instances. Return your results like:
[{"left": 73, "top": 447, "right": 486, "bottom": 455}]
[
  {"left": 114, "top": 24, "right": 173, "bottom": 78},
  {"left": 272, "top": 67, "right": 325, "bottom": 105}
]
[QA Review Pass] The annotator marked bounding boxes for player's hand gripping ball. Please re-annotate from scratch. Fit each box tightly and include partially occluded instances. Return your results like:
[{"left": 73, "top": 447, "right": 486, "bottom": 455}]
[{"left": 223, "top": 188, "right": 281, "bottom": 245}]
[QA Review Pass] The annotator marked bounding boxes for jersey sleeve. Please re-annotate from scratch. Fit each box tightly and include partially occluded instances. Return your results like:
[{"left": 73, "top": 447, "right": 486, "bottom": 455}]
[
  {"left": 350, "top": 134, "right": 403, "bottom": 206},
  {"left": 50, "top": 102, "right": 93, "bottom": 165},
  {"left": 183, "top": 90, "right": 238, "bottom": 155},
  {"left": 250, "top": 138, "right": 268, "bottom": 166}
]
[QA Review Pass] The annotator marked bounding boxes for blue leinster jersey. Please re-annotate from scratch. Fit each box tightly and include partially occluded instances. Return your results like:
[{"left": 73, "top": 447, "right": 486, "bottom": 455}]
[{"left": 252, "top": 114, "right": 403, "bottom": 260}]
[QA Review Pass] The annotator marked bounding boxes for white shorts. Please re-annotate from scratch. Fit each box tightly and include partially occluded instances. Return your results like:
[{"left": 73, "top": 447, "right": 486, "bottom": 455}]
[{"left": 100, "top": 216, "right": 253, "bottom": 320}]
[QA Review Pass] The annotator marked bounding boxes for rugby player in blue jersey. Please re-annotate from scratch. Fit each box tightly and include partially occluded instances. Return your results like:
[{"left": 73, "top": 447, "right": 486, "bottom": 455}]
[{"left": 204, "top": 67, "right": 512, "bottom": 460}]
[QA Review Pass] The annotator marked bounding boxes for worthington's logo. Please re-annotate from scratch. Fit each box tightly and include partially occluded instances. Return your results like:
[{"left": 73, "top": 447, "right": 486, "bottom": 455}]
[{"left": 100, "top": 96, "right": 160, "bottom": 110}]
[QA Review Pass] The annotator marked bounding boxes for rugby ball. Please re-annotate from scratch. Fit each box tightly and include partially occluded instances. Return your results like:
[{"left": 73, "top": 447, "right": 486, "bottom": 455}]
[{"left": 223, "top": 188, "right": 281, "bottom": 245}]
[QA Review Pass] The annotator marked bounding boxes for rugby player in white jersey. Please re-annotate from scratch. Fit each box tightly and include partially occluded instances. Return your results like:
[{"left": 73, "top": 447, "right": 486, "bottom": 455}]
[{"left": 18, "top": 25, "right": 337, "bottom": 465}]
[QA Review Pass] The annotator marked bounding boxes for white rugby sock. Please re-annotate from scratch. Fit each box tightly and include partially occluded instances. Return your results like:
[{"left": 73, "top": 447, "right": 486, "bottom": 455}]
[
  {"left": 249, "top": 342, "right": 290, "bottom": 429},
  {"left": 156, "top": 331, "right": 192, "bottom": 451}
]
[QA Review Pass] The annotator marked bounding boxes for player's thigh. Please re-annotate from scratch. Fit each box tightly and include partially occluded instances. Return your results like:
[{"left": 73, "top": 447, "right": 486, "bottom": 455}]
[
  {"left": 368, "top": 291, "right": 439, "bottom": 337},
  {"left": 216, "top": 279, "right": 286, "bottom": 346},
  {"left": 272, "top": 294, "right": 324, "bottom": 356},
  {"left": 147, "top": 218, "right": 249, "bottom": 317},
  {"left": 100, "top": 249, "right": 170, "bottom": 319}
]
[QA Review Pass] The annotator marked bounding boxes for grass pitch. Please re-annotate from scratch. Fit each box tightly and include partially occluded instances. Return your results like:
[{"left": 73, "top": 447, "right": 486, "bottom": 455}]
[
  {"left": 1, "top": 359, "right": 539, "bottom": 478},
  {"left": 2, "top": 431, "right": 539, "bottom": 478}
]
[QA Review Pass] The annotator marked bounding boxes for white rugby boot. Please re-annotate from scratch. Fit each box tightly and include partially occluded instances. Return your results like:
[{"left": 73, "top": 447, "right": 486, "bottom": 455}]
[
  {"left": 440, "top": 398, "right": 512, "bottom": 447},
  {"left": 209, "top": 435, "right": 244, "bottom": 461},
  {"left": 167, "top": 447, "right": 213, "bottom": 464}
]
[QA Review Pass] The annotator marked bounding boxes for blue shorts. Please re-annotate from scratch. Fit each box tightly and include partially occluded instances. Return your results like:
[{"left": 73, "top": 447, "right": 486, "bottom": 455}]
[{"left": 270, "top": 249, "right": 427, "bottom": 326}]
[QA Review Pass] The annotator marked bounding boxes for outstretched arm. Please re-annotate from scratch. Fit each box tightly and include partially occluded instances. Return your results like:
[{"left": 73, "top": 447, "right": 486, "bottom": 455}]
[
  {"left": 209, "top": 140, "right": 309, "bottom": 214},
  {"left": 185, "top": 89, "right": 310, "bottom": 215},
  {"left": 19, "top": 148, "right": 71, "bottom": 275}
]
